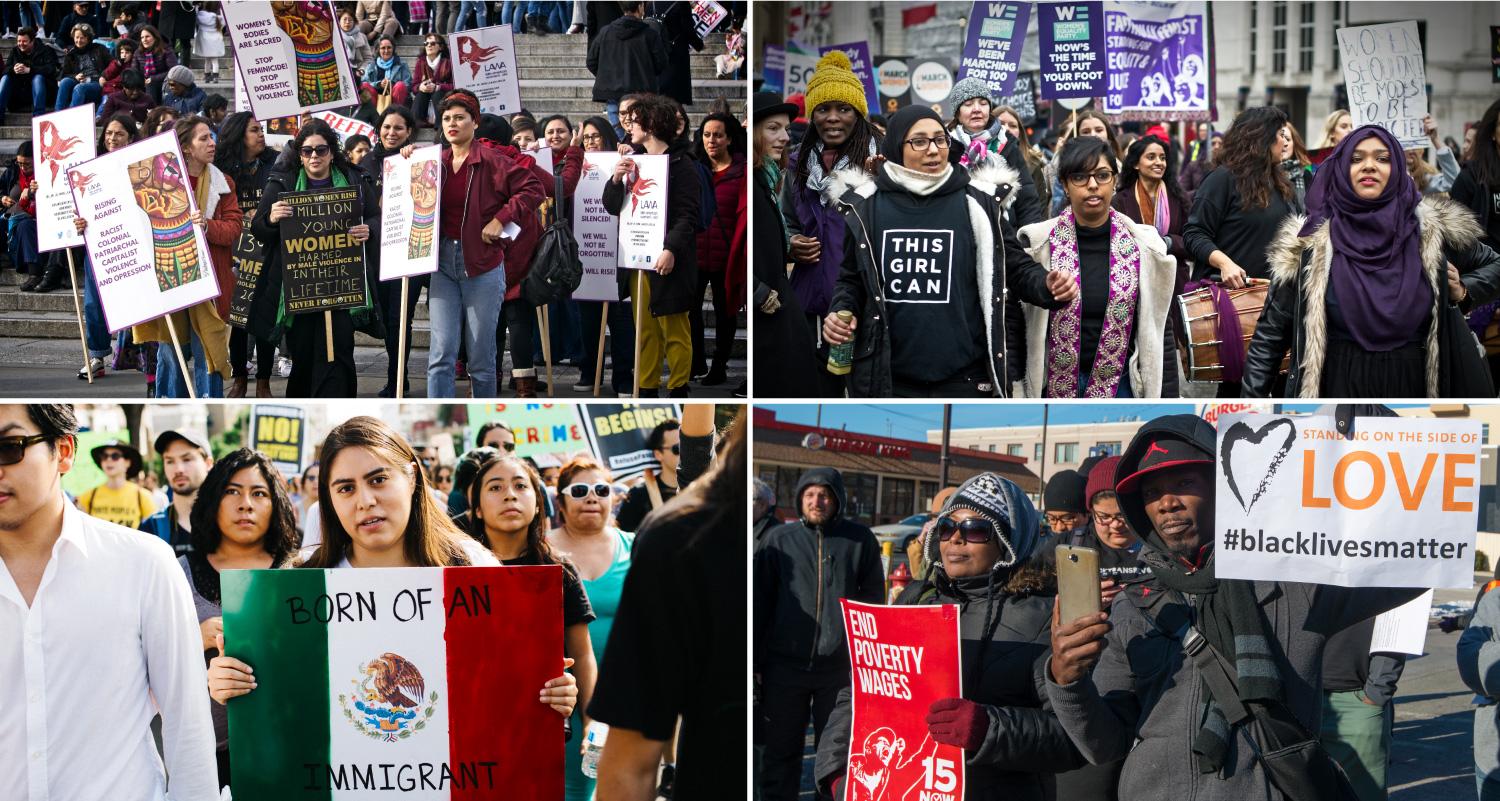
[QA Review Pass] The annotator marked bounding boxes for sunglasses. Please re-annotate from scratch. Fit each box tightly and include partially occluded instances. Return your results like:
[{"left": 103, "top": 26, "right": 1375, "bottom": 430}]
[
  {"left": 488, "top": 441, "right": 516, "bottom": 452},
  {"left": 99, "top": 451, "right": 127, "bottom": 461},
  {"left": 300, "top": 144, "right": 331, "bottom": 157},
  {"left": 934, "top": 515, "right": 998, "bottom": 544},
  {"left": 561, "top": 482, "right": 611, "bottom": 499},
  {"left": 660, "top": 444, "right": 680, "bottom": 455},
  {"left": 0, "top": 434, "right": 49, "bottom": 466}
]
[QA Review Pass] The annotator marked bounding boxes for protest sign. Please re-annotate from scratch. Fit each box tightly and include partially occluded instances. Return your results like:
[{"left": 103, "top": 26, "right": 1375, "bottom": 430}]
[
  {"left": 910, "top": 61, "right": 955, "bottom": 116},
  {"left": 819, "top": 42, "right": 880, "bottom": 117},
  {"left": 998, "top": 72, "right": 1038, "bottom": 123},
  {"left": 69, "top": 132, "right": 219, "bottom": 333},
  {"left": 379, "top": 145, "right": 442, "bottom": 282},
  {"left": 1100, "top": 1, "right": 1211, "bottom": 120},
  {"left": 580, "top": 403, "right": 683, "bottom": 479},
  {"left": 280, "top": 187, "right": 367, "bottom": 314},
  {"left": 450, "top": 24, "right": 521, "bottom": 116},
  {"left": 223, "top": 1, "right": 357, "bottom": 120},
  {"left": 466, "top": 403, "right": 589, "bottom": 460},
  {"left": 314, "top": 111, "right": 376, "bottom": 145},
  {"left": 1370, "top": 589, "right": 1435, "bottom": 656},
  {"left": 617, "top": 154, "right": 670, "bottom": 272},
  {"left": 227, "top": 224, "right": 264, "bottom": 328},
  {"left": 34, "top": 105, "right": 94, "bottom": 251},
  {"left": 224, "top": 566, "right": 563, "bottom": 801},
  {"left": 875, "top": 56, "right": 911, "bottom": 116},
  {"left": 763, "top": 44, "right": 787, "bottom": 94},
  {"left": 516, "top": 146, "right": 554, "bottom": 175},
  {"left": 250, "top": 405, "right": 307, "bottom": 476},
  {"left": 1214, "top": 413, "right": 1481, "bottom": 588},
  {"left": 959, "top": 1, "right": 1032, "bottom": 95},
  {"left": 1039, "top": 1, "right": 1107, "bottom": 100},
  {"left": 840, "top": 600, "right": 964, "bottom": 801},
  {"left": 690, "top": 0, "right": 729, "bottom": 39},
  {"left": 574, "top": 153, "right": 622, "bottom": 302},
  {"left": 783, "top": 49, "right": 820, "bottom": 97},
  {"left": 1337, "top": 21, "right": 1428, "bottom": 148}
]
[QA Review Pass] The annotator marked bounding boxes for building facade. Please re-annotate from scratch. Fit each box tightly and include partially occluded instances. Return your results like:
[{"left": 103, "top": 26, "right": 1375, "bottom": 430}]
[{"left": 926, "top": 418, "right": 1149, "bottom": 484}]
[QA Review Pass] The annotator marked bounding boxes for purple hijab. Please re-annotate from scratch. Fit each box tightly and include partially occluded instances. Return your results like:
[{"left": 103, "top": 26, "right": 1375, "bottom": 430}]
[{"left": 1298, "top": 124, "right": 1428, "bottom": 351}]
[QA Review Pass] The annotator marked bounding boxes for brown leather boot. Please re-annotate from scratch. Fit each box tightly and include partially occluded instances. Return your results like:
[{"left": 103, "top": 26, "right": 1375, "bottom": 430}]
[
  {"left": 515, "top": 375, "right": 538, "bottom": 398},
  {"left": 226, "top": 376, "right": 247, "bottom": 398}
]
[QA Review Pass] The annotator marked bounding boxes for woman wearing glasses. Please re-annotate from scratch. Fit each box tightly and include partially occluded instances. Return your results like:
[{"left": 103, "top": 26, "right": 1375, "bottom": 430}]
[
  {"left": 411, "top": 35, "right": 453, "bottom": 128},
  {"left": 246, "top": 118, "right": 383, "bottom": 397},
  {"left": 471, "top": 452, "right": 609, "bottom": 801},
  {"left": 1014, "top": 136, "right": 1179, "bottom": 398},
  {"left": 815, "top": 472, "right": 1083, "bottom": 801},
  {"left": 576, "top": 115, "right": 637, "bottom": 396},
  {"left": 820, "top": 104, "right": 1075, "bottom": 398}
]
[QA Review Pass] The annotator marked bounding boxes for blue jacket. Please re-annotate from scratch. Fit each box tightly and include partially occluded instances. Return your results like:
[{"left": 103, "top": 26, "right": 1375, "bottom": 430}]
[
  {"left": 363, "top": 57, "right": 412, "bottom": 86},
  {"left": 162, "top": 84, "right": 206, "bottom": 116}
]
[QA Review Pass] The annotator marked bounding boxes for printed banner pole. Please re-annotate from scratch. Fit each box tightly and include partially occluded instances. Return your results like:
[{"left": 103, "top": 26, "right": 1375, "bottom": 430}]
[
  {"left": 632, "top": 272, "right": 645, "bottom": 398},
  {"left": 164, "top": 315, "right": 196, "bottom": 399},
  {"left": 593, "top": 303, "right": 609, "bottom": 397},
  {"left": 65, "top": 249, "right": 90, "bottom": 382},
  {"left": 396, "top": 276, "right": 409, "bottom": 399},
  {"left": 325, "top": 310, "right": 334, "bottom": 362}
]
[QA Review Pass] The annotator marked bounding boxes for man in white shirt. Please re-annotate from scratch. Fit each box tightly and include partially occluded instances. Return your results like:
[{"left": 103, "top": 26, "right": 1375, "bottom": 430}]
[{"left": 0, "top": 404, "right": 219, "bottom": 801}]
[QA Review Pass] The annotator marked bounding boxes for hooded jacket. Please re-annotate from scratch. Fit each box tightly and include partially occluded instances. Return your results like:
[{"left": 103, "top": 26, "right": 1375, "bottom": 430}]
[
  {"left": 815, "top": 476, "right": 1084, "bottom": 801},
  {"left": 1242, "top": 197, "right": 1500, "bottom": 398},
  {"left": 825, "top": 160, "right": 1063, "bottom": 396},
  {"left": 586, "top": 14, "right": 669, "bottom": 103},
  {"left": 754, "top": 467, "right": 885, "bottom": 676},
  {"left": 1044, "top": 414, "right": 1424, "bottom": 801}
]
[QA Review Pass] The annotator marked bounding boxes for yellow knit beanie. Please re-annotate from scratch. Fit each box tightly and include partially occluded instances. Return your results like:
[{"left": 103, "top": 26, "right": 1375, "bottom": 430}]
[{"left": 805, "top": 50, "right": 867, "bottom": 118}]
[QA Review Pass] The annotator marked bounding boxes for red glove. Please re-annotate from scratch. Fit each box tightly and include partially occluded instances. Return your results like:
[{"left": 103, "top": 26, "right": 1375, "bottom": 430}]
[
  {"left": 926, "top": 697, "right": 989, "bottom": 751},
  {"left": 827, "top": 775, "right": 844, "bottom": 799}
]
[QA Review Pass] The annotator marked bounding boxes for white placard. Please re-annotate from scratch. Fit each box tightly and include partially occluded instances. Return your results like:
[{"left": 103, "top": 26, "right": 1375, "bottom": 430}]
[
  {"left": 312, "top": 111, "right": 375, "bottom": 144},
  {"left": 33, "top": 104, "right": 96, "bottom": 252},
  {"left": 616, "top": 154, "right": 670, "bottom": 272},
  {"left": 223, "top": 0, "right": 357, "bottom": 120},
  {"left": 783, "top": 51, "right": 819, "bottom": 97},
  {"left": 1214, "top": 413, "right": 1481, "bottom": 589},
  {"left": 574, "top": 152, "right": 621, "bottom": 302},
  {"left": 378, "top": 144, "right": 442, "bottom": 281},
  {"left": 450, "top": 24, "right": 521, "bottom": 116},
  {"left": 517, "top": 146, "right": 554, "bottom": 175},
  {"left": 1370, "top": 589, "right": 1434, "bottom": 656},
  {"left": 69, "top": 132, "right": 219, "bottom": 333},
  {"left": 690, "top": 0, "right": 729, "bottom": 39},
  {"left": 1337, "top": 21, "right": 1428, "bottom": 149}
]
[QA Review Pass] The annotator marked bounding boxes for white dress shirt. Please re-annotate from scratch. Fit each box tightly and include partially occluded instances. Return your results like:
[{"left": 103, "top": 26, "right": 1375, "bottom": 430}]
[{"left": 0, "top": 499, "right": 219, "bottom": 801}]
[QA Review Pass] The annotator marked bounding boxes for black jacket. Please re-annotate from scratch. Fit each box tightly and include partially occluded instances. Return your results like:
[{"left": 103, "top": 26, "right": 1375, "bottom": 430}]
[
  {"left": 6, "top": 40, "right": 60, "bottom": 81},
  {"left": 586, "top": 14, "right": 668, "bottom": 103},
  {"left": 654, "top": 1, "right": 704, "bottom": 106},
  {"left": 601, "top": 138, "right": 701, "bottom": 317},
  {"left": 754, "top": 467, "right": 885, "bottom": 676},
  {"left": 753, "top": 166, "right": 821, "bottom": 397}
]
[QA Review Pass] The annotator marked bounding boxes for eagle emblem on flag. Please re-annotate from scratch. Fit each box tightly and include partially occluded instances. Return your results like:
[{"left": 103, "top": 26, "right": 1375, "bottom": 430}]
[{"left": 338, "top": 652, "right": 440, "bottom": 741}]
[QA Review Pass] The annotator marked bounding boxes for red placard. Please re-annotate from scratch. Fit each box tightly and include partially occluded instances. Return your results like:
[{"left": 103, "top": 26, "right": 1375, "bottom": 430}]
[{"left": 840, "top": 600, "right": 964, "bottom": 801}]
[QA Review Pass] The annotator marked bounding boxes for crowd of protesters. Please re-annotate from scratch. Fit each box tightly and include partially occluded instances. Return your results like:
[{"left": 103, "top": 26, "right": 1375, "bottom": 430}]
[
  {"left": 753, "top": 48, "right": 1500, "bottom": 400},
  {"left": 0, "top": 1, "right": 748, "bottom": 400},
  {"left": 0, "top": 402, "right": 743, "bottom": 801}
]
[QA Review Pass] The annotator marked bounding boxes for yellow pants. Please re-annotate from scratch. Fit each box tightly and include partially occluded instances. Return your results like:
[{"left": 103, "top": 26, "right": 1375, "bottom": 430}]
[{"left": 631, "top": 273, "right": 691, "bottom": 389}]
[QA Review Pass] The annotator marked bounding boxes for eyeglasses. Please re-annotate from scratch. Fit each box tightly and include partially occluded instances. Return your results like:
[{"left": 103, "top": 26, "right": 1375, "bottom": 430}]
[
  {"left": 1093, "top": 511, "right": 1129, "bottom": 527},
  {"left": 300, "top": 144, "right": 331, "bottom": 157},
  {"left": 1065, "top": 169, "right": 1117, "bottom": 187},
  {"left": 619, "top": 111, "right": 636, "bottom": 122},
  {"left": 904, "top": 135, "right": 950, "bottom": 151},
  {"left": 0, "top": 434, "right": 49, "bottom": 466},
  {"left": 934, "top": 515, "right": 998, "bottom": 544},
  {"left": 1044, "top": 513, "right": 1082, "bottom": 526},
  {"left": 561, "top": 482, "right": 611, "bottom": 499},
  {"left": 99, "top": 451, "right": 126, "bottom": 461}
]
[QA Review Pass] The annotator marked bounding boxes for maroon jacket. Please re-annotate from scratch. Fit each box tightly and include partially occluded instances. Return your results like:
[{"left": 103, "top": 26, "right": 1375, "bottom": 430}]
[
  {"left": 695, "top": 153, "right": 745, "bottom": 275},
  {"left": 440, "top": 143, "right": 547, "bottom": 288},
  {"left": 412, "top": 55, "right": 454, "bottom": 93}
]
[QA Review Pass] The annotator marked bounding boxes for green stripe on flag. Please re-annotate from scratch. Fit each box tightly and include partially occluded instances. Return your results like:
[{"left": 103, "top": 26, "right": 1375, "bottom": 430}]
[{"left": 224, "top": 568, "right": 332, "bottom": 801}]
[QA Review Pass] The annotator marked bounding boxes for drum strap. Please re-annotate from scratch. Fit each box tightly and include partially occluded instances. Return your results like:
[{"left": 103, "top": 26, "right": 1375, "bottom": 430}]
[{"left": 1184, "top": 279, "right": 1247, "bottom": 382}]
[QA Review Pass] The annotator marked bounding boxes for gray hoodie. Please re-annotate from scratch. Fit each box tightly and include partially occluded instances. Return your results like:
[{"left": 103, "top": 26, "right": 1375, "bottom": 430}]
[{"left": 1457, "top": 584, "right": 1500, "bottom": 796}]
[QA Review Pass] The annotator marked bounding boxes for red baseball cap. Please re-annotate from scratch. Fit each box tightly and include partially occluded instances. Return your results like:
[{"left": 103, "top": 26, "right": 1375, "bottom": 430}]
[{"left": 1114, "top": 437, "right": 1213, "bottom": 494}]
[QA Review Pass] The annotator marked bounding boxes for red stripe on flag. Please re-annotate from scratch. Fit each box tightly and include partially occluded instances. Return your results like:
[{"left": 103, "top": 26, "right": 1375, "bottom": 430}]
[
  {"left": 445, "top": 566, "right": 564, "bottom": 801},
  {"left": 903, "top": 3, "right": 937, "bottom": 26}
]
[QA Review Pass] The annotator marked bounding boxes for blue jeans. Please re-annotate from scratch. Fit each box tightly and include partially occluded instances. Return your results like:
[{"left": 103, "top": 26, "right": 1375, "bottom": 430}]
[
  {"left": 54, "top": 77, "right": 101, "bottom": 110},
  {"left": 80, "top": 252, "right": 110, "bottom": 359},
  {"left": 427, "top": 238, "right": 504, "bottom": 397},
  {"left": 0, "top": 72, "right": 48, "bottom": 114},
  {"left": 155, "top": 326, "right": 224, "bottom": 398},
  {"left": 605, "top": 101, "right": 625, "bottom": 141},
  {"left": 7, "top": 214, "right": 36, "bottom": 267},
  {"left": 546, "top": 2, "right": 567, "bottom": 32},
  {"left": 456, "top": 0, "right": 488, "bottom": 31}
]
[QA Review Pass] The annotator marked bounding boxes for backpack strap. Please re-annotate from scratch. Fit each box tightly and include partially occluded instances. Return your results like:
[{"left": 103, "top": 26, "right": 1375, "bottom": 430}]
[{"left": 1130, "top": 588, "right": 1251, "bottom": 725}]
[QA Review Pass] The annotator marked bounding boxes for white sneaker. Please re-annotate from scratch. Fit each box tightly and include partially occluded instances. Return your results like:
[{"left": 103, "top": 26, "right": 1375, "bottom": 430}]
[
  {"left": 572, "top": 380, "right": 591, "bottom": 392},
  {"left": 77, "top": 356, "right": 106, "bottom": 380},
  {"left": 276, "top": 356, "right": 293, "bottom": 377},
  {"left": 3, "top": 31, "right": 16, "bottom": 39}
]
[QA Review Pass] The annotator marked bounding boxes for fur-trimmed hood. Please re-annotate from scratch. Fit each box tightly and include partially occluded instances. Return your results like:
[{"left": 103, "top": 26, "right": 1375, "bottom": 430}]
[{"left": 822, "top": 160, "right": 1021, "bottom": 210}]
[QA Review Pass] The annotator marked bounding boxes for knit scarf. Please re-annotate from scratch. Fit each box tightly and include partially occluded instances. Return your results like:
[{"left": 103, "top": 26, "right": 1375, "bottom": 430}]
[
  {"left": 1044, "top": 208, "right": 1141, "bottom": 398},
  {"left": 1140, "top": 546, "right": 1284, "bottom": 775},
  {"left": 948, "top": 118, "right": 1006, "bottom": 171},
  {"left": 1137, "top": 180, "right": 1171, "bottom": 238},
  {"left": 803, "top": 139, "right": 878, "bottom": 197},
  {"left": 376, "top": 54, "right": 398, "bottom": 73},
  {"left": 760, "top": 158, "right": 790, "bottom": 250}
]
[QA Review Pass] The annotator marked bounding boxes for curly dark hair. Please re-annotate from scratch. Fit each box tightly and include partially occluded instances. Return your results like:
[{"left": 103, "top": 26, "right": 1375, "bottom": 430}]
[
  {"left": 1214, "top": 106, "right": 1292, "bottom": 210},
  {"left": 188, "top": 448, "right": 301, "bottom": 563},
  {"left": 272, "top": 118, "right": 354, "bottom": 176},
  {"left": 1468, "top": 97, "right": 1500, "bottom": 188},
  {"left": 1118, "top": 135, "right": 1188, "bottom": 208}
]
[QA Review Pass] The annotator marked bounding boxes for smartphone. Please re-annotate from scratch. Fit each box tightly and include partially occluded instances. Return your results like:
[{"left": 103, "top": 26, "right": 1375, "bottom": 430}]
[{"left": 1055, "top": 544, "right": 1101, "bottom": 624}]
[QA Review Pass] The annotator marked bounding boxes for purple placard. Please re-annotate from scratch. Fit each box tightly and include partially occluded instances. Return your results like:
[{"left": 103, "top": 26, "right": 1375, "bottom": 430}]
[
  {"left": 763, "top": 43, "right": 786, "bottom": 95},
  {"left": 959, "top": 1, "right": 1033, "bottom": 95},
  {"left": 819, "top": 41, "right": 880, "bottom": 115},
  {"left": 1038, "top": 1, "right": 1107, "bottom": 100},
  {"left": 1100, "top": 2, "right": 1211, "bottom": 120}
]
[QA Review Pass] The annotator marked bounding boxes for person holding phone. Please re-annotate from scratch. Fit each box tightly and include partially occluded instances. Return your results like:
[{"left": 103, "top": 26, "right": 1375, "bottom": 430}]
[{"left": 814, "top": 472, "right": 1084, "bottom": 801}]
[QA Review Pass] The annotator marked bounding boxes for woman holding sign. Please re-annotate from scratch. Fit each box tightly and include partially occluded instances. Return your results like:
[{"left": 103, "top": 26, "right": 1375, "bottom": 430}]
[
  {"left": 574, "top": 115, "right": 637, "bottom": 397},
  {"left": 206, "top": 416, "right": 580, "bottom": 715},
  {"left": 1244, "top": 124, "right": 1500, "bottom": 398},
  {"left": 215, "top": 112, "right": 280, "bottom": 398},
  {"left": 247, "top": 119, "right": 382, "bottom": 398},
  {"left": 814, "top": 472, "right": 1085, "bottom": 801},
  {"left": 468, "top": 451, "right": 604, "bottom": 801},
  {"left": 180, "top": 447, "right": 302, "bottom": 787},
  {"left": 363, "top": 104, "right": 426, "bottom": 398}
]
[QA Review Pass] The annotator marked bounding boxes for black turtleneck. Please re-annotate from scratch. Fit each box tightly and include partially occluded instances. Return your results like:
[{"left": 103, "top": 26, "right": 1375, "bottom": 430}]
[{"left": 1076, "top": 219, "right": 1112, "bottom": 376}]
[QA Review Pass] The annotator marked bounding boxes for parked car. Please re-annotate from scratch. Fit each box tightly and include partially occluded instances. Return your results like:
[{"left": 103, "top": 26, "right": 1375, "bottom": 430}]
[{"left": 872, "top": 513, "right": 932, "bottom": 553}]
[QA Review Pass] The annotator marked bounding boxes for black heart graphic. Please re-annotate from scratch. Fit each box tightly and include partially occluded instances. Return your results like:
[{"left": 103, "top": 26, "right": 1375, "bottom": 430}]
[{"left": 1220, "top": 418, "right": 1297, "bottom": 513}]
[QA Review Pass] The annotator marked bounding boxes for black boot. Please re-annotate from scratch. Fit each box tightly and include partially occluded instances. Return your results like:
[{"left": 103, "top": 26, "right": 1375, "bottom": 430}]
[
  {"left": 34, "top": 261, "right": 67, "bottom": 293},
  {"left": 669, "top": 384, "right": 690, "bottom": 398},
  {"left": 19, "top": 272, "right": 41, "bottom": 292}
]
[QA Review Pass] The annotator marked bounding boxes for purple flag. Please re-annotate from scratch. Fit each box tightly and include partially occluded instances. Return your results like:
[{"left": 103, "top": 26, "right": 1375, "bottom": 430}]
[
  {"left": 1038, "top": 1, "right": 1107, "bottom": 100},
  {"left": 959, "top": 1, "right": 1033, "bottom": 95}
]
